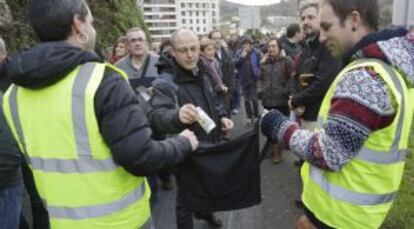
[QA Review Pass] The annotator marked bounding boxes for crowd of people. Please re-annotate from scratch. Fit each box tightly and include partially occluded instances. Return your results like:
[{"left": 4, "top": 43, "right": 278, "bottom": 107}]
[{"left": 0, "top": 0, "right": 413, "bottom": 228}]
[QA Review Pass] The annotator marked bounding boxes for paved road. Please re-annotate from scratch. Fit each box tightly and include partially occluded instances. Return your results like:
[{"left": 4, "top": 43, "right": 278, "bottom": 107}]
[{"left": 152, "top": 108, "right": 303, "bottom": 229}]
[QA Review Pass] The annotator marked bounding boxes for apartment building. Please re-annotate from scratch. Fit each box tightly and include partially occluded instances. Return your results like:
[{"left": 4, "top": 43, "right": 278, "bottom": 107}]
[
  {"left": 139, "top": 0, "right": 220, "bottom": 47},
  {"left": 140, "top": 0, "right": 179, "bottom": 46},
  {"left": 177, "top": 0, "right": 220, "bottom": 35}
]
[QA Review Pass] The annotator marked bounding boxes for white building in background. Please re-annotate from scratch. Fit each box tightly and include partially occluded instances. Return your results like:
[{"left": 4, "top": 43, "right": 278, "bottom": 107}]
[
  {"left": 139, "top": 0, "right": 220, "bottom": 47},
  {"left": 238, "top": 6, "right": 260, "bottom": 30},
  {"left": 140, "top": 0, "right": 179, "bottom": 46},
  {"left": 177, "top": 0, "right": 220, "bottom": 35}
]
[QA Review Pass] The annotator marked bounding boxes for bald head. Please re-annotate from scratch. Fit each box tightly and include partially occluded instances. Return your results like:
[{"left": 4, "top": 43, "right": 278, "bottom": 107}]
[
  {"left": 170, "top": 28, "right": 200, "bottom": 70},
  {"left": 171, "top": 28, "right": 198, "bottom": 48}
]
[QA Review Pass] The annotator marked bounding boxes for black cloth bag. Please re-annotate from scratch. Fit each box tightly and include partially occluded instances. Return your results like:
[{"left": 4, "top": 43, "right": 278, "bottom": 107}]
[{"left": 176, "top": 127, "right": 261, "bottom": 212}]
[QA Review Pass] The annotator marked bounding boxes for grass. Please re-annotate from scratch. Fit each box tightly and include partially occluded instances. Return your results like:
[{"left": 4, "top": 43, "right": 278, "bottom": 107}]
[{"left": 381, "top": 131, "right": 414, "bottom": 229}]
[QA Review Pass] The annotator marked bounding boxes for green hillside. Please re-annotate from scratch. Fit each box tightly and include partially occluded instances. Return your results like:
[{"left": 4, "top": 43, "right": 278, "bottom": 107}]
[{"left": 1, "top": 0, "right": 148, "bottom": 53}]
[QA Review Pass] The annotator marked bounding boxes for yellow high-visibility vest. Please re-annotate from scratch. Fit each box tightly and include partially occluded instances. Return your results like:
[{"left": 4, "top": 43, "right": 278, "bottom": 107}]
[
  {"left": 301, "top": 59, "right": 413, "bottom": 228},
  {"left": 3, "top": 63, "right": 151, "bottom": 229}
]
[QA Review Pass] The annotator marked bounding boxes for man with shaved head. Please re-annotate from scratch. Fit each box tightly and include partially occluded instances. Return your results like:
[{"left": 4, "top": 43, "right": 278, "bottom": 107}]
[{"left": 148, "top": 28, "right": 233, "bottom": 228}]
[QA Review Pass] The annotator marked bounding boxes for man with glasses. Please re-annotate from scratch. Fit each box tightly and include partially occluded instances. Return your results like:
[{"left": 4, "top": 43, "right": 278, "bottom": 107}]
[
  {"left": 148, "top": 28, "right": 233, "bottom": 229},
  {"left": 116, "top": 27, "right": 159, "bottom": 89}
]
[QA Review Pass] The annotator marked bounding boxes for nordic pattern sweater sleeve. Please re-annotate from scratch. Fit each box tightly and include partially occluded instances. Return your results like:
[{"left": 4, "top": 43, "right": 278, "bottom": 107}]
[{"left": 279, "top": 68, "right": 397, "bottom": 171}]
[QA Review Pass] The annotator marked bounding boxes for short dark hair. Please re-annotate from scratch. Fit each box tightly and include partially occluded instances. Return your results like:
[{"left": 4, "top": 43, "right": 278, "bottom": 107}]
[
  {"left": 29, "top": 0, "right": 89, "bottom": 42},
  {"left": 286, "top": 24, "right": 301, "bottom": 38},
  {"left": 159, "top": 39, "right": 172, "bottom": 53},
  {"left": 240, "top": 35, "right": 253, "bottom": 45},
  {"left": 208, "top": 30, "right": 221, "bottom": 39},
  {"left": 299, "top": 0, "right": 319, "bottom": 15},
  {"left": 267, "top": 37, "right": 282, "bottom": 52},
  {"left": 322, "top": 0, "right": 379, "bottom": 31}
]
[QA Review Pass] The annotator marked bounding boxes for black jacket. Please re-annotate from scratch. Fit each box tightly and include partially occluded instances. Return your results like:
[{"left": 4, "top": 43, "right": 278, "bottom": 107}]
[
  {"left": 0, "top": 92, "right": 23, "bottom": 187},
  {"left": 281, "top": 37, "right": 302, "bottom": 61},
  {"left": 1, "top": 59, "right": 23, "bottom": 187},
  {"left": 5, "top": 42, "right": 192, "bottom": 176},
  {"left": 290, "top": 33, "right": 341, "bottom": 121},
  {"left": 0, "top": 58, "right": 12, "bottom": 92},
  {"left": 215, "top": 47, "right": 236, "bottom": 96},
  {"left": 148, "top": 53, "right": 228, "bottom": 143},
  {"left": 149, "top": 54, "right": 261, "bottom": 211},
  {"left": 259, "top": 57, "right": 292, "bottom": 108}
]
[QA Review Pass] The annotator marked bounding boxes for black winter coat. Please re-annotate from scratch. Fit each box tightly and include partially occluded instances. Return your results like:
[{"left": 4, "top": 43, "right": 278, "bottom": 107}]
[
  {"left": 259, "top": 56, "right": 292, "bottom": 108},
  {"left": 290, "top": 33, "right": 341, "bottom": 121},
  {"left": 5, "top": 42, "right": 192, "bottom": 176},
  {"left": 148, "top": 53, "right": 228, "bottom": 143},
  {"left": 215, "top": 47, "right": 236, "bottom": 96},
  {"left": 0, "top": 93, "right": 22, "bottom": 187}
]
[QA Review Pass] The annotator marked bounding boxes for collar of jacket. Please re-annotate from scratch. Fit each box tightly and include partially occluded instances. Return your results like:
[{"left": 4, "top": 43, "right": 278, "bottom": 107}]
[
  {"left": 304, "top": 32, "right": 320, "bottom": 50},
  {"left": 172, "top": 59, "right": 206, "bottom": 84},
  {"left": 6, "top": 41, "right": 102, "bottom": 89},
  {"left": 264, "top": 55, "right": 283, "bottom": 64},
  {"left": 342, "top": 26, "right": 408, "bottom": 65}
]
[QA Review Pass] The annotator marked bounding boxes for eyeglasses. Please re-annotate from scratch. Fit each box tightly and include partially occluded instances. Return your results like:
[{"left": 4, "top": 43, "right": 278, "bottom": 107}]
[{"left": 129, "top": 37, "right": 146, "bottom": 43}]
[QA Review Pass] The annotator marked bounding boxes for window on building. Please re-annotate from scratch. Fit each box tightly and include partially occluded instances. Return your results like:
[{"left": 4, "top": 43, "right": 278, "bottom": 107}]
[
  {"left": 189, "top": 11, "right": 192, "bottom": 16},
  {"left": 196, "top": 19, "right": 199, "bottom": 24},
  {"left": 181, "top": 11, "right": 185, "bottom": 16},
  {"left": 212, "top": 4, "right": 215, "bottom": 9},
  {"left": 181, "top": 3, "right": 184, "bottom": 7},
  {"left": 196, "top": 27, "right": 200, "bottom": 32},
  {"left": 182, "top": 19, "right": 186, "bottom": 24},
  {"left": 196, "top": 11, "right": 199, "bottom": 16},
  {"left": 196, "top": 3, "right": 199, "bottom": 8},
  {"left": 189, "top": 19, "right": 193, "bottom": 24},
  {"left": 203, "top": 19, "right": 206, "bottom": 24},
  {"left": 189, "top": 3, "right": 192, "bottom": 8}
]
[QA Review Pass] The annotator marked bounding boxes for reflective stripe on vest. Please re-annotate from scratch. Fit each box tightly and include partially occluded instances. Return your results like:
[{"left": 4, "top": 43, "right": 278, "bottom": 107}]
[
  {"left": 7, "top": 63, "right": 147, "bottom": 219},
  {"left": 8, "top": 63, "right": 118, "bottom": 173},
  {"left": 48, "top": 183, "right": 146, "bottom": 219},
  {"left": 309, "top": 165, "right": 397, "bottom": 205},
  {"left": 311, "top": 59, "right": 406, "bottom": 205}
]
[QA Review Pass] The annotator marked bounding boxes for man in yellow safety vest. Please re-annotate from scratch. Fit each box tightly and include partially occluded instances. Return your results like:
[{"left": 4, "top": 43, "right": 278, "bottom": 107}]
[
  {"left": 261, "top": 0, "right": 414, "bottom": 228},
  {"left": 2, "top": 0, "right": 199, "bottom": 228}
]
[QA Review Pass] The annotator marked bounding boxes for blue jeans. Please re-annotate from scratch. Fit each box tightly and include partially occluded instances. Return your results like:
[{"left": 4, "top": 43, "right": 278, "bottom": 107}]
[{"left": 0, "top": 182, "right": 24, "bottom": 229}]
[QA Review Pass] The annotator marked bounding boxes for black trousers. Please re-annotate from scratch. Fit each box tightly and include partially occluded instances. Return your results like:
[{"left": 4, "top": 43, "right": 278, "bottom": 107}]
[
  {"left": 19, "top": 162, "right": 50, "bottom": 229},
  {"left": 243, "top": 83, "right": 259, "bottom": 119},
  {"left": 176, "top": 203, "right": 215, "bottom": 229}
]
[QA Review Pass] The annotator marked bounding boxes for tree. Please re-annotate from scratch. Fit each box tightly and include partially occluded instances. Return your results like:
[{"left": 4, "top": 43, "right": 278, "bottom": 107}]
[{"left": 1, "top": 0, "right": 149, "bottom": 53}]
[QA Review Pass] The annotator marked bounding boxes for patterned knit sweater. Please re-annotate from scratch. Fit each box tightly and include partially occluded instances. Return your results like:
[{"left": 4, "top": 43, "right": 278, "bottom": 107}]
[{"left": 276, "top": 27, "right": 414, "bottom": 171}]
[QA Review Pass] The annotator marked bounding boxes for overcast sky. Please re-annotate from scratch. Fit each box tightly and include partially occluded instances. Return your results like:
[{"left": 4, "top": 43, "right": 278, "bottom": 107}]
[{"left": 226, "top": 0, "right": 282, "bottom": 6}]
